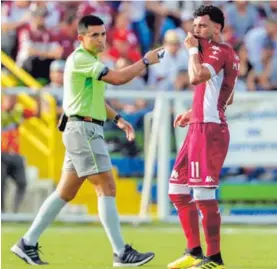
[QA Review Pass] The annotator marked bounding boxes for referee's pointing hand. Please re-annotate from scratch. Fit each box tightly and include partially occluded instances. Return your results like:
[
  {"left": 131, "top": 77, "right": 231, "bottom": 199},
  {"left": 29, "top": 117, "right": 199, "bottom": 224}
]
[
  {"left": 116, "top": 118, "right": 136, "bottom": 142},
  {"left": 144, "top": 46, "right": 165, "bottom": 65}
]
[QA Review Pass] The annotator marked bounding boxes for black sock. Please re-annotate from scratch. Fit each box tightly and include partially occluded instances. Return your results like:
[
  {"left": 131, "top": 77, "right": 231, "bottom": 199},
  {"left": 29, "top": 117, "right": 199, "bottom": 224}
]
[
  {"left": 187, "top": 246, "right": 203, "bottom": 257},
  {"left": 208, "top": 252, "right": 223, "bottom": 264}
]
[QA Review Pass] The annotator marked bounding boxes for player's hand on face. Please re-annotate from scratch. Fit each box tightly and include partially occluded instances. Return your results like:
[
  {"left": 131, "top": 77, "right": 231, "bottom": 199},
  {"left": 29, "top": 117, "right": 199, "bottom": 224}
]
[
  {"left": 117, "top": 118, "right": 136, "bottom": 141},
  {"left": 144, "top": 46, "right": 164, "bottom": 65},
  {"left": 173, "top": 110, "right": 192, "bottom": 128},
  {"left": 184, "top": 32, "right": 199, "bottom": 50}
]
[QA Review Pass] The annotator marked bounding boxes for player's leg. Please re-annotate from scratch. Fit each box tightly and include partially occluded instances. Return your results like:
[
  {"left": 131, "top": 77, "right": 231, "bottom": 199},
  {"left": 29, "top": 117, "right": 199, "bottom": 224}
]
[
  {"left": 189, "top": 123, "right": 230, "bottom": 269},
  {"left": 8, "top": 154, "right": 27, "bottom": 213},
  {"left": 11, "top": 169, "right": 86, "bottom": 265},
  {"left": 1, "top": 156, "right": 9, "bottom": 213},
  {"left": 167, "top": 127, "right": 203, "bottom": 269},
  {"left": 87, "top": 170, "right": 155, "bottom": 267},
  {"left": 79, "top": 121, "right": 154, "bottom": 267},
  {"left": 192, "top": 188, "right": 223, "bottom": 269}
]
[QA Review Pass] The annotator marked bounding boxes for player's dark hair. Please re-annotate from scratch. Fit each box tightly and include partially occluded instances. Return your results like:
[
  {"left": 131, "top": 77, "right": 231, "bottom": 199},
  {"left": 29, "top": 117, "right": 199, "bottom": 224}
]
[
  {"left": 78, "top": 15, "right": 104, "bottom": 34},
  {"left": 194, "top": 5, "right": 225, "bottom": 31}
]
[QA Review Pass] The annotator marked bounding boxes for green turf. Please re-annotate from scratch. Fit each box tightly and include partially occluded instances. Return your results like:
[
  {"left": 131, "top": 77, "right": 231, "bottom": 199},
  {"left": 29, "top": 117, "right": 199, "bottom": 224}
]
[{"left": 2, "top": 224, "right": 277, "bottom": 269}]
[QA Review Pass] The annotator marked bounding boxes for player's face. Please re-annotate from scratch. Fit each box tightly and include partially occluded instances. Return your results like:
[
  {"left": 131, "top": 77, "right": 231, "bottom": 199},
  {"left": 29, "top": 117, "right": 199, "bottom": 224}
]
[
  {"left": 79, "top": 25, "right": 106, "bottom": 55},
  {"left": 193, "top": 15, "right": 219, "bottom": 40}
]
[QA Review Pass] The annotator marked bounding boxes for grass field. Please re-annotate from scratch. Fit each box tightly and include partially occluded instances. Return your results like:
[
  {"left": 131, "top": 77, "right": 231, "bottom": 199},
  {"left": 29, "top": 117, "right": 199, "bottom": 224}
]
[{"left": 2, "top": 223, "right": 277, "bottom": 269}]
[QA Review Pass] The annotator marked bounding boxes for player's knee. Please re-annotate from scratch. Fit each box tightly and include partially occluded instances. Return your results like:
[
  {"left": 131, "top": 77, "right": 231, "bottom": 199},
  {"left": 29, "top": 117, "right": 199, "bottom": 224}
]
[
  {"left": 95, "top": 181, "right": 116, "bottom": 197},
  {"left": 168, "top": 183, "right": 191, "bottom": 209},
  {"left": 57, "top": 188, "right": 78, "bottom": 202},
  {"left": 193, "top": 187, "right": 216, "bottom": 201},
  {"left": 59, "top": 192, "right": 76, "bottom": 202}
]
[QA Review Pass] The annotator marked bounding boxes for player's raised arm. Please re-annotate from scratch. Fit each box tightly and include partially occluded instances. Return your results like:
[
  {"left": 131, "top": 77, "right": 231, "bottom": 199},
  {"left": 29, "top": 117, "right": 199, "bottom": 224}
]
[
  {"left": 185, "top": 33, "right": 225, "bottom": 85},
  {"left": 101, "top": 47, "right": 164, "bottom": 85},
  {"left": 185, "top": 33, "right": 210, "bottom": 85}
]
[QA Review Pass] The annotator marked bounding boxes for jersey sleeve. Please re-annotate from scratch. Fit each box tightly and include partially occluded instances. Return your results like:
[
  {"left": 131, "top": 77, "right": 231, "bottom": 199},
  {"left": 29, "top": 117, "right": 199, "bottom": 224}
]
[
  {"left": 74, "top": 51, "right": 107, "bottom": 80},
  {"left": 202, "top": 45, "right": 225, "bottom": 78}
]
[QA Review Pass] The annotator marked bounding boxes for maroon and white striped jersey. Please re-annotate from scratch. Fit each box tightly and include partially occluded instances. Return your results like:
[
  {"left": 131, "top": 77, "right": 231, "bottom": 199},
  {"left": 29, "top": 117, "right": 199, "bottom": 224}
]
[{"left": 191, "top": 39, "right": 240, "bottom": 124}]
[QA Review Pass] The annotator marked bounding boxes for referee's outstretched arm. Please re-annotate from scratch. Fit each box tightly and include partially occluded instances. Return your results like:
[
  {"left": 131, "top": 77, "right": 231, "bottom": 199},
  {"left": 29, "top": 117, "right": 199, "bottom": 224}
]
[{"left": 101, "top": 47, "right": 164, "bottom": 86}]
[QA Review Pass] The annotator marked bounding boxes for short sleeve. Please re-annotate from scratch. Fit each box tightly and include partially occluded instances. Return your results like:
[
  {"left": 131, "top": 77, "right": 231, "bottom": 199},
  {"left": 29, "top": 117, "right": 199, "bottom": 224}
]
[
  {"left": 73, "top": 51, "right": 106, "bottom": 80},
  {"left": 202, "top": 45, "right": 225, "bottom": 78}
]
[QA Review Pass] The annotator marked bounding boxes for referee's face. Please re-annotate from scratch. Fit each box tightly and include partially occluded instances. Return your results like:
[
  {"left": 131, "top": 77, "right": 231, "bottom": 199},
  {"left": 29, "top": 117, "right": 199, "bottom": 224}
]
[{"left": 79, "top": 25, "right": 106, "bottom": 55}]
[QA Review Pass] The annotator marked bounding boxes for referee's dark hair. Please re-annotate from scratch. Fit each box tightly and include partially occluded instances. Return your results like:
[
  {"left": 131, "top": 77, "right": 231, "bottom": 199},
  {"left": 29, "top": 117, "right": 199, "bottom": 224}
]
[
  {"left": 78, "top": 15, "right": 104, "bottom": 34},
  {"left": 194, "top": 5, "right": 225, "bottom": 31}
]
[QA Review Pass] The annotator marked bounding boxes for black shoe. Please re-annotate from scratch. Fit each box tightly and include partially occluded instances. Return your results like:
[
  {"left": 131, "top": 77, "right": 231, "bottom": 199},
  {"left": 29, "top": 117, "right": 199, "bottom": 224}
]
[
  {"left": 113, "top": 244, "right": 155, "bottom": 267},
  {"left": 193, "top": 256, "right": 224, "bottom": 268},
  {"left": 11, "top": 238, "right": 48, "bottom": 265}
]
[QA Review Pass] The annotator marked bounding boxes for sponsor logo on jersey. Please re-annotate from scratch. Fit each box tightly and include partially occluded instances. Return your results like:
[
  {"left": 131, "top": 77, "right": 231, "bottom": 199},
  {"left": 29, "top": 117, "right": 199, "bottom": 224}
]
[
  {"left": 205, "top": 176, "right": 215, "bottom": 183},
  {"left": 170, "top": 170, "right": 179, "bottom": 180},
  {"left": 209, "top": 55, "right": 219, "bottom": 60}
]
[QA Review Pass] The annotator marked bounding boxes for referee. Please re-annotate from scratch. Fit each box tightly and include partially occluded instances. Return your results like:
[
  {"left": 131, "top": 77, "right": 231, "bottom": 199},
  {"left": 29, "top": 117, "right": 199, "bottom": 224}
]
[{"left": 11, "top": 15, "right": 163, "bottom": 266}]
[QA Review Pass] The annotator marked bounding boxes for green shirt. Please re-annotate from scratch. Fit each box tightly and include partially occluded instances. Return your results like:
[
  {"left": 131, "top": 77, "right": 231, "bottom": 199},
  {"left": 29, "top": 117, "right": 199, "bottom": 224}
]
[{"left": 63, "top": 45, "right": 107, "bottom": 121}]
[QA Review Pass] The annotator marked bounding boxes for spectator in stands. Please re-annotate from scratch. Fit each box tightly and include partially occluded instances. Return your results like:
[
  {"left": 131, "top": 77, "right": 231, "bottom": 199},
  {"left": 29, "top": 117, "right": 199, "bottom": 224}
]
[
  {"left": 118, "top": 1, "right": 151, "bottom": 54},
  {"left": 16, "top": 5, "right": 63, "bottom": 81},
  {"left": 108, "top": 11, "right": 139, "bottom": 50},
  {"left": 51, "top": 11, "right": 79, "bottom": 59},
  {"left": 235, "top": 42, "right": 256, "bottom": 91},
  {"left": 107, "top": 29, "right": 142, "bottom": 64},
  {"left": 175, "top": 10, "right": 194, "bottom": 42},
  {"left": 149, "top": 30, "right": 189, "bottom": 91},
  {"left": 42, "top": 60, "right": 65, "bottom": 116},
  {"left": 260, "top": 1, "right": 277, "bottom": 21},
  {"left": 1, "top": 92, "right": 40, "bottom": 213},
  {"left": 30, "top": 1, "right": 64, "bottom": 30},
  {"left": 77, "top": 0, "right": 113, "bottom": 29},
  {"left": 259, "top": 19, "right": 277, "bottom": 91},
  {"left": 222, "top": 24, "right": 240, "bottom": 47},
  {"left": 173, "top": 68, "right": 193, "bottom": 92},
  {"left": 224, "top": 0, "right": 260, "bottom": 42},
  {"left": 245, "top": 18, "right": 277, "bottom": 91},
  {"left": 1, "top": 0, "right": 31, "bottom": 59}
]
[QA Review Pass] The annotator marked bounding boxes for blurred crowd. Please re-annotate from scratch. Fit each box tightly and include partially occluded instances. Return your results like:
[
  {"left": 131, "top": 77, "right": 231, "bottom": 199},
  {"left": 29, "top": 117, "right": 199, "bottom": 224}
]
[
  {"left": 2, "top": 1, "right": 277, "bottom": 92},
  {"left": 1, "top": 0, "right": 277, "bottom": 201}
]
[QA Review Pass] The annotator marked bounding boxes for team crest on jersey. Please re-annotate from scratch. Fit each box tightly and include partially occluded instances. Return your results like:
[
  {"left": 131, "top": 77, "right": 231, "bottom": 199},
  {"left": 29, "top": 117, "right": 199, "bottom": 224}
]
[{"left": 211, "top": 45, "right": 221, "bottom": 51}]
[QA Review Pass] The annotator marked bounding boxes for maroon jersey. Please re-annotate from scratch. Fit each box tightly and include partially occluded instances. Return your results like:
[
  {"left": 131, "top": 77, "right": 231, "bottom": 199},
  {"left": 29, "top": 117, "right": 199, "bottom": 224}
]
[
  {"left": 77, "top": 1, "right": 113, "bottom": 28},
  {"left": 17, "top": 24, "right": 57, "bottom": 65},
  {"left": 191, "top": 39, "right": 240, "bottom": 124},
  {"left": 50, "top": 28, "right": 78, "bottom": 59}
]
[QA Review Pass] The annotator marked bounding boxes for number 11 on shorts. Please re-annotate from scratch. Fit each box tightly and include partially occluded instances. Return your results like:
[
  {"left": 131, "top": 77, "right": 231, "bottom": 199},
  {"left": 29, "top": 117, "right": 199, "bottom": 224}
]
[{"left": 191, "top": 161, "right": 200, "bottom": 178}]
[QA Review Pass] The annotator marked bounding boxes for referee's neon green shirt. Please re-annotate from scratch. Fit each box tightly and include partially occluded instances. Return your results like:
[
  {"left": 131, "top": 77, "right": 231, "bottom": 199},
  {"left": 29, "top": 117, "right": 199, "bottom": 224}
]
[{"left": 63, "top": 45, "right": 107, "bottom": 121}]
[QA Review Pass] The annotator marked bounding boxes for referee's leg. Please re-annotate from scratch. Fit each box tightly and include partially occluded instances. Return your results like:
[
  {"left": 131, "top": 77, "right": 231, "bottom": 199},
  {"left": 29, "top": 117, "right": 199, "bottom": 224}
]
[
  {"left": 87, "top": 171, "right": 155, "bottom": 267},
  {"left": 11, "top": 170, "right": 86, "bottom": 265}
]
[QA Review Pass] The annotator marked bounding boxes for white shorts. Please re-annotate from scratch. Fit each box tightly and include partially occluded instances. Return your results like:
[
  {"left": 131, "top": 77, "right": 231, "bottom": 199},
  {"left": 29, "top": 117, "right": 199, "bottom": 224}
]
[{"left": 62, "top": 121, "right": 112, "bottom": 177}]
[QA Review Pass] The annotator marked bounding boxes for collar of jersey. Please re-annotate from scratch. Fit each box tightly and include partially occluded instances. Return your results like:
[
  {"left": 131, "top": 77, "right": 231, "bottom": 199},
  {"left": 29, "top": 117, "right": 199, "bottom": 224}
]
[{"left": 78, "top": 45, "right": 98, "bottom": 59}]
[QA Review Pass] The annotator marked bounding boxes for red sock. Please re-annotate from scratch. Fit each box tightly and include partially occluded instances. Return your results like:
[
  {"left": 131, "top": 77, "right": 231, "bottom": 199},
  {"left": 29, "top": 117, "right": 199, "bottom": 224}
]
[
  {"left": 196, "top": 200, "right": 221, "bottom": 256},
  {"left": 169, "top": 194, "right": 200, "bottom": 249}
]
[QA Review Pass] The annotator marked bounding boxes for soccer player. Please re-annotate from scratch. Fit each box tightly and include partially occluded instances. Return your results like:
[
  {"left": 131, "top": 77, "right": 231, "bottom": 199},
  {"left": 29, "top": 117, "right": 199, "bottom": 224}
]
[
  {"left": 11, "top": 15, "right": 164, "bottom": 266},
  {"left": 167, "top": 5, "right": 239, "bottom": 269}
]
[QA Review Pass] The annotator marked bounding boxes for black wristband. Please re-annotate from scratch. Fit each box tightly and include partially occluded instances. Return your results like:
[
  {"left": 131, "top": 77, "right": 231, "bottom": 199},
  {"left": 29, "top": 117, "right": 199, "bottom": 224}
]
[{"left": 113, "top": 114, "right": 122, "bottom": 124}]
